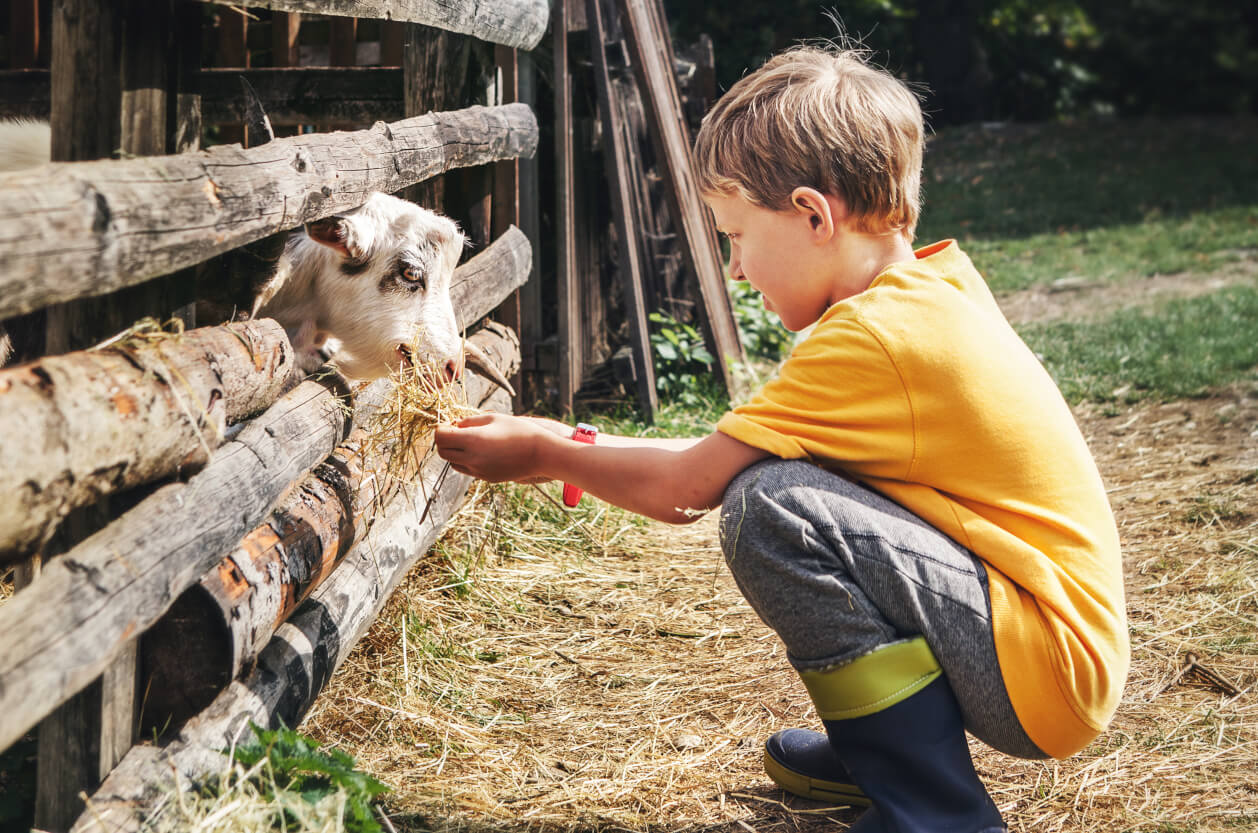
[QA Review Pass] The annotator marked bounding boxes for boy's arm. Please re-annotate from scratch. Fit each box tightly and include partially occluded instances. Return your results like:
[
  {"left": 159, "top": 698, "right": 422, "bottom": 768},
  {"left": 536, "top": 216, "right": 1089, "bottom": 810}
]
[{"left": 434, "top": 413, "right": 773, "bottom": 524}]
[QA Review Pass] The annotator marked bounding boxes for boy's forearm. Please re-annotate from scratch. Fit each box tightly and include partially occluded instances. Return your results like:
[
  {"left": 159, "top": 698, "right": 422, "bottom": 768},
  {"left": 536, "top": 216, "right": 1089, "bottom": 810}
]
[{"left": 537, "top": 431, "right": 769, "bottom": 524}]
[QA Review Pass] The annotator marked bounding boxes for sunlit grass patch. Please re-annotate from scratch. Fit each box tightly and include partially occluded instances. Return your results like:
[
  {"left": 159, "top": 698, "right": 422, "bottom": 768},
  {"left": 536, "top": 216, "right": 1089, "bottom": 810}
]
[
  {"left": 919, "top": 117, "right": 1258, "bottom": 292},
  {"left": 1018, "top": 285, "right": 1258, "bottom": 403}
]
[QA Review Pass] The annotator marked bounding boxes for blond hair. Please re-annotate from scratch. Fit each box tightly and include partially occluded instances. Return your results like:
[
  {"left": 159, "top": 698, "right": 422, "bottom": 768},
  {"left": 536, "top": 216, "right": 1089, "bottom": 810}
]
[{"left": 694, "top": 45, "right": 925, "bottom": 237}]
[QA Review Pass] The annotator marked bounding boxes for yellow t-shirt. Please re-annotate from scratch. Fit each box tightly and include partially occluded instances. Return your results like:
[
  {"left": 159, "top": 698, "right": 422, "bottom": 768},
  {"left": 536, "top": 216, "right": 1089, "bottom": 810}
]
[{"left": 717, "top": 240, "right": 1128, "bottom": 758}]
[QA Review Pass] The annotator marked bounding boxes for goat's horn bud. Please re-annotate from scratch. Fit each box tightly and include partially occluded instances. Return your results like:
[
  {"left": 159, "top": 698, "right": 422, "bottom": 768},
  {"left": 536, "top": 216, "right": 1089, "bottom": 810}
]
[{"left": 463, "top": 341, "right": 516, "bottom": 397}]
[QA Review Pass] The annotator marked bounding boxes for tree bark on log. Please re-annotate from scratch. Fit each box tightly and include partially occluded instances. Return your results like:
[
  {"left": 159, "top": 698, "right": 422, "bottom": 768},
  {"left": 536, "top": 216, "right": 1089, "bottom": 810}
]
[
  {"left": 0, "top": 319, "right": 296, "bottom": 562},
  {"left": 140, "top": 322, "right": 520, "bottom": 733},
  {"left": 138, "top": 224, "right": 529, "bottom": 731},
  {"left": 71, "top": 362, "right": 518, "bottom": 833},
  {"left": 0, "top": 102, "right": 538, "bottom": 320},
  {"left": 0, "top": 372, "right": 356, "bottom": 755},
  {"left": 192, "top": 0, "right": 549, "bottom": 50}
]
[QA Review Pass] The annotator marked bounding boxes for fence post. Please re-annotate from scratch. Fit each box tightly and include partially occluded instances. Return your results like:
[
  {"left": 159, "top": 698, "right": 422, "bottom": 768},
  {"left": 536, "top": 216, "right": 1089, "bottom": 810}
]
[{"left": 35, "top": 0, "right": 200, "bottom": 826}]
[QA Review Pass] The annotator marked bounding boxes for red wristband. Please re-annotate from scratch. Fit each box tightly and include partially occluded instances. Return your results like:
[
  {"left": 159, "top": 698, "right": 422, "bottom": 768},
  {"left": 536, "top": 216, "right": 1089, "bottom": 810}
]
[{"left": 562, "top": 423, "right": 598, "bottom": 507}]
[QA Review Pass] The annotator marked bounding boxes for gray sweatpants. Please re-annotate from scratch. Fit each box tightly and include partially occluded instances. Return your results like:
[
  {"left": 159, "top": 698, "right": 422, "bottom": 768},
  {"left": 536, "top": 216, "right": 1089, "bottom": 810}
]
[{"left": 719, "top": 459, "right": 1046, "bottom": 760}]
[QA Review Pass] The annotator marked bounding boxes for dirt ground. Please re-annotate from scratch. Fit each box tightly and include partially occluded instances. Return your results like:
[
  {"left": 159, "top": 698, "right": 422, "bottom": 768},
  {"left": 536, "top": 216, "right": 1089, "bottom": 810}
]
[{"left": 307, "top": 374, "right": 1258, "bottom": 832}]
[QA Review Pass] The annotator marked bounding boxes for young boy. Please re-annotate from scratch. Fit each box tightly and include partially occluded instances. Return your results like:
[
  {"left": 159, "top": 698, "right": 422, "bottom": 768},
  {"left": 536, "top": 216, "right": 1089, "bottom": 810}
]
[{"left": 435, "top": 44, "right": 1129, "bottom": 833}]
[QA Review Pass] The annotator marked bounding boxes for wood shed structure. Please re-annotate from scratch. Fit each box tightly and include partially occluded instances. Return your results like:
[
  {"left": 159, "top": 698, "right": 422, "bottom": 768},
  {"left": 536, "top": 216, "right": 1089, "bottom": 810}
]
[{"left": 0, "top": 0, "right": 739, "bottom": 829}]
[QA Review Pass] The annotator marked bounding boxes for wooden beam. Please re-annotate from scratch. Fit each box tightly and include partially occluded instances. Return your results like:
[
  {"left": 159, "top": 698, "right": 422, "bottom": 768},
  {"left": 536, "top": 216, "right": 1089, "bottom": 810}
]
[
  {"left": 271, "top": 12, "right": 302, "bottom": 68},
  {"left": 8, "top": 0, "right": 40, "bottom": 70},
  {"left": 190, "top": 0, "right": 549, "bottom": 50},
  {"left": 0, "top": 319, "right": 298, "bottom": 562},
  {"left": 0, "top": 371, "right": 357, "bottom": 756},
  {"left": 0, "top": 102, "right": 539, "bottom": 320},
  {"left": 0, "top": 67, "right": 408, "bottom": 127},
  {"left": 328, "top": 17, "right": 358, "bottom": 67},
  {"left": 617, "top": 0, "right": 745, "bottom": 394},
  {"left": 70, "top": 351, "right": 519, "bottom": 833},
  {"left": 554, "top": 0, "right": 580, "bottom": 414},
  {"left": 586, "top": 0, "right": 657, "bottom": 419}
]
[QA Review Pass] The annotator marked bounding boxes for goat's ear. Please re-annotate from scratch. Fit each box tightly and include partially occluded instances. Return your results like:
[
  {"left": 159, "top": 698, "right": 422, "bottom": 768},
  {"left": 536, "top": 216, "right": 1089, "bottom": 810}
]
[{"left": 306, "top": 216, "right": 364, "bottom": 260}]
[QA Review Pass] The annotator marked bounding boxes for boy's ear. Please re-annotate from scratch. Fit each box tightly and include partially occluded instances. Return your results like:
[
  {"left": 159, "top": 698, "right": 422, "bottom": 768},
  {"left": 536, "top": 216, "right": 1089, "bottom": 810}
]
[{"left": 789, "top": 187, "right": 843, "bottom": 241}]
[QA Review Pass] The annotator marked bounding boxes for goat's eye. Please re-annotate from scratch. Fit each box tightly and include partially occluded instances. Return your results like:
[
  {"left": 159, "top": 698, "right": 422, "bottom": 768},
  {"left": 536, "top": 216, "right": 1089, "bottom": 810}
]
[{"left": 400, "top": 266, "right": 426, "bottom": 290}]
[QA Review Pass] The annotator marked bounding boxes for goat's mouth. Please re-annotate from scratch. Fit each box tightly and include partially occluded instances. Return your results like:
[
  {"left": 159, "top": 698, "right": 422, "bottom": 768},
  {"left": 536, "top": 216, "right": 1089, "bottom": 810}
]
[
  {"left": 393, "top": 342, "right": 516, "bottom": 398},
  {"left": 395, "top": 343, "right": 415, "bottom": 369}
]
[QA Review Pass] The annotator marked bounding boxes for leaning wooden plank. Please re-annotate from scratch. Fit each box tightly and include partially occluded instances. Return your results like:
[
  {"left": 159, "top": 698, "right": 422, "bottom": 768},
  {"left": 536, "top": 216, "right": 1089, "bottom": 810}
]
[
  {"left": 0, "top": 102, "right": 538, "bottom": 320},
  {"left": 587, "top": 0, "right": 658, "bottom": 419},
  {"left": 191, "top": 0, "right": 548, "bottom": 50},
  {"left": 0, "top": 372, "right": 356, "bottom": 755},
  {"left": 617, "top": 0, "right": 746, "bottom": 393},
  {"left": 0, "top": 319, "right": 297, "bottom": 563},
  {"left": 71, "top": 360, "right": 518, "bottom": 833},
  {"left": 140, "top": 322, "right": 521, "bottom": 732}
]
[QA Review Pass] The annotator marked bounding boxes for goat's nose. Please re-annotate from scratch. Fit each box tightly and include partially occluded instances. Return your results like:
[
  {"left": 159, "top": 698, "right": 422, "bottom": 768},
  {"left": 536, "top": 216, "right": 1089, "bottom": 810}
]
[{"left": 444, "top": 359, "right": 461, "bottom": 382}]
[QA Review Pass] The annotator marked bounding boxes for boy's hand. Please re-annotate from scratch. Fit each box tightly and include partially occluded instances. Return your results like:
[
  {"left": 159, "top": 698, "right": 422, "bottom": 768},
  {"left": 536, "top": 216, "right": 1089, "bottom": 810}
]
[{"left": 435, "top": 413, "right": 559, "bottom": 484}]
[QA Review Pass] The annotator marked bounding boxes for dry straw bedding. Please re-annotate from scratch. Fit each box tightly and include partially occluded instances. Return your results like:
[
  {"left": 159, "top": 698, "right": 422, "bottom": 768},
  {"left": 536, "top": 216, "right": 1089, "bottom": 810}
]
[{"left": 299, "top": 383, "right": 1258, "bottom": 833}]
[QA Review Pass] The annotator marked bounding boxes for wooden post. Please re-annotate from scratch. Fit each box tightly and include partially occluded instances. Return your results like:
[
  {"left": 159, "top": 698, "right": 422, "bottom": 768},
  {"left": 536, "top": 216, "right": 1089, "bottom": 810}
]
[
  {"left": 329, "top": 17, "right": 358, "bottom": 67},
  {"left": 492, "top": 44, "right": 524, "bottom": 405},
  {"left": 380, "top": 21, "right": 404, "bottom": 65},
  {"left": 37, "top": 1, "right": 201, "bottom": 826},
  {"left": 616, "top": 0, "right": 745, "bottom": 395},
  {"left": 8, "top": 0, "right": 40, "bottom": 69},
  {"left": 586, "top": 0, "right": 658, "bottom": 419},
  {"left": 555, "top": 0, "right": 581, "bottom": 414},
  {"left": 214, "top": 5, "right": 247, "bottom": 146},
  {"left": 401, "top": 22, "right": 471, "bottom": 210},
  {"left": 271, "top": 12, "right": 301, "bottom": 68}
]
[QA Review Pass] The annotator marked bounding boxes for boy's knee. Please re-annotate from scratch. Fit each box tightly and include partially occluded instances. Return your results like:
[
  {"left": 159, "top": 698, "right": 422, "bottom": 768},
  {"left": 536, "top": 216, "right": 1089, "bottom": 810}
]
[{"left": 719, "top": 458, "right": 816, "bottom": 563}]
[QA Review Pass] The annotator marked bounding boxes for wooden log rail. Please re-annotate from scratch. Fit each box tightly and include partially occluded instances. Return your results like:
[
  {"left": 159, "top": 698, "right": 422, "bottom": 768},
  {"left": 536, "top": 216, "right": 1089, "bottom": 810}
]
[
  {"left": 194, "top": 0, "right": 549, "bottom": 50},
  {"left": 72, "top": 344, "right": 519, "bottom": 833},
  {"left": 0, "top": 319, "right": 298, "bottom": 562},
  {"left": 0, "top": 102, "right": 538, "bottom": 320},
  {"left": 0, "top": 226, "right": 531, "bottom": 758},
  {"left": 140, "top": 322, "right": 521, "bottom": 732}
]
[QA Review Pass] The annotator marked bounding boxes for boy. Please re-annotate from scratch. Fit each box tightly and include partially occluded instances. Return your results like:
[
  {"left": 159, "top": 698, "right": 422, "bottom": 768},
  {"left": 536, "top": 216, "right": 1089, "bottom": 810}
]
[{"left": 435, "top": 44, "right": 1128, "bottom": 833}]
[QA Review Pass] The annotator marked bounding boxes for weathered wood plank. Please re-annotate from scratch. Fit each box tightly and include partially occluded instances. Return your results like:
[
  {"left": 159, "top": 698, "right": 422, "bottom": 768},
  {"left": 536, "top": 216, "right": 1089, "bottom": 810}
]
[
  {"left": 191, "top": 0, "right": 549, "bottom": 50},
  {"left": 587, "top": 0, "right": 657, "bottom": 419},
  {"left": 0, "top": 372, "right": 356, "bottom": 756},
  {"left": 0, "top": 319, "right": 297, "bottom": 562},
  {"left": 0, "top": 102, "right": 538, "bottom": 320},
  {"left": 71, "top": 355, "right": 519, "bottom": 833},
  {"left": 617, "top": 0, "right": 745, "bottom": 393},
  {"left": 554, "top": 0, "right": 581, "bottom": 414}
]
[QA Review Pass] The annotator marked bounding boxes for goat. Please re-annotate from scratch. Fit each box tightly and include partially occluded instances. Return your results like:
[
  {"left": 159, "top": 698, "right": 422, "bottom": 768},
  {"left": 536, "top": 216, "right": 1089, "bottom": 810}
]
[{"left": 0, "top": 119, "right": 513, "bottom": 394}]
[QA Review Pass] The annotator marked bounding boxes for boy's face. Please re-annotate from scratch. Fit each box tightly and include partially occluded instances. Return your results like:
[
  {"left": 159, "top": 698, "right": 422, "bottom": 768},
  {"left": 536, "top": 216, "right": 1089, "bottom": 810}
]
[{"left": 704, "top": 191, "right": 841, "bottom": 332}]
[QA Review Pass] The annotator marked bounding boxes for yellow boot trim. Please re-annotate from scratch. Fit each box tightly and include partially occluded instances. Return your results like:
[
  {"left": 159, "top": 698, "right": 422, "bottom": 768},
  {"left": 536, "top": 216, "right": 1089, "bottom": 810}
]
[
  {"left": 763, "top": 748, "right": 872, "bottom": 806},
  {"left": 799, "top": 637, "right": 941, "bottom": 720}
]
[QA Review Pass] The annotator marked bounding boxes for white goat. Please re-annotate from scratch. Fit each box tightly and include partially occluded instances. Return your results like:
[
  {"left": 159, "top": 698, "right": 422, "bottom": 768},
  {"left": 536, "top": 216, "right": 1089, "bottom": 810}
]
[{"left": 0, "top": 119, "right": 512, "bottom": 393}]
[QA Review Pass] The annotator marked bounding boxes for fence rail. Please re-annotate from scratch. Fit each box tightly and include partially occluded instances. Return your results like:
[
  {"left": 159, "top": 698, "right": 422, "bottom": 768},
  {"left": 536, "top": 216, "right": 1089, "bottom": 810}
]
[
  {"left": 0, "top": 103, "right": 537, "bottom": 320},
  {"left": 193, "top": 0, "right": 549, "bottom": 50}
]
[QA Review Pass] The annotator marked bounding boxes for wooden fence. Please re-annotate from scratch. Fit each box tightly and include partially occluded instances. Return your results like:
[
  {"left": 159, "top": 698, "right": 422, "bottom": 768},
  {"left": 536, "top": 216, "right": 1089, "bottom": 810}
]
[{"left": 0, "top": 0, "right": 544, "bottom": 830}]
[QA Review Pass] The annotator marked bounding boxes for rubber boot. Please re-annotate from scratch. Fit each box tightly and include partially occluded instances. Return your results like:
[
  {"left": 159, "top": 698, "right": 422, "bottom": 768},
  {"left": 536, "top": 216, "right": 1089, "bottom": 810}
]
[
  {"left": 797, "top": 636, "right": 1006, "bottom": 833},
  {"left": 763, "top": 728, "right": 869, "bottom": 806}
]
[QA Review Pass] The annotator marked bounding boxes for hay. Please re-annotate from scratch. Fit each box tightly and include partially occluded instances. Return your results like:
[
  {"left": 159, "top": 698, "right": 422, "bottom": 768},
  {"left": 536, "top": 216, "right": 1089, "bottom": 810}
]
[{"left": 301, "top": 379, "right": 1258, "bottom": 833}]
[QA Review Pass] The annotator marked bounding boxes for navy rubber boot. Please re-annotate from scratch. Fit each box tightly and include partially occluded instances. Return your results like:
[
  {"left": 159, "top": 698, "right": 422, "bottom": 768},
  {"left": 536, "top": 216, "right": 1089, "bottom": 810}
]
[
  {"left": 763, "top": 728, "right": 869, "bottom": 806},
  {"left": 794, "top": 637, "right": 1005, "bottom": 833},
  {"left": 825, "top": 675, "right": 1005, "bottom": 833}
]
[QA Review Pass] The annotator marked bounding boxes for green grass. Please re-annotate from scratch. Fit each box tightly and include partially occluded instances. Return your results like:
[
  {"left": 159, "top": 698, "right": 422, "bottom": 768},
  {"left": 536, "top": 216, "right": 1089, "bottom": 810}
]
[
  {"left": 1019, "top": 285, "right": 1258, "bottom": 403},
  {"left": 918, "top": 117, "right": 1258, "bottom": 292}
]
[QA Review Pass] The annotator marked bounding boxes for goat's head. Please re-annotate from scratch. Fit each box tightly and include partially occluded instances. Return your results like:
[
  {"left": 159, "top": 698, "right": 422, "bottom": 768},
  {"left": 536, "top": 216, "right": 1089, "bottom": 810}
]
[{"left": 300, "top": 193, "right": 467, "bottom": 383}]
